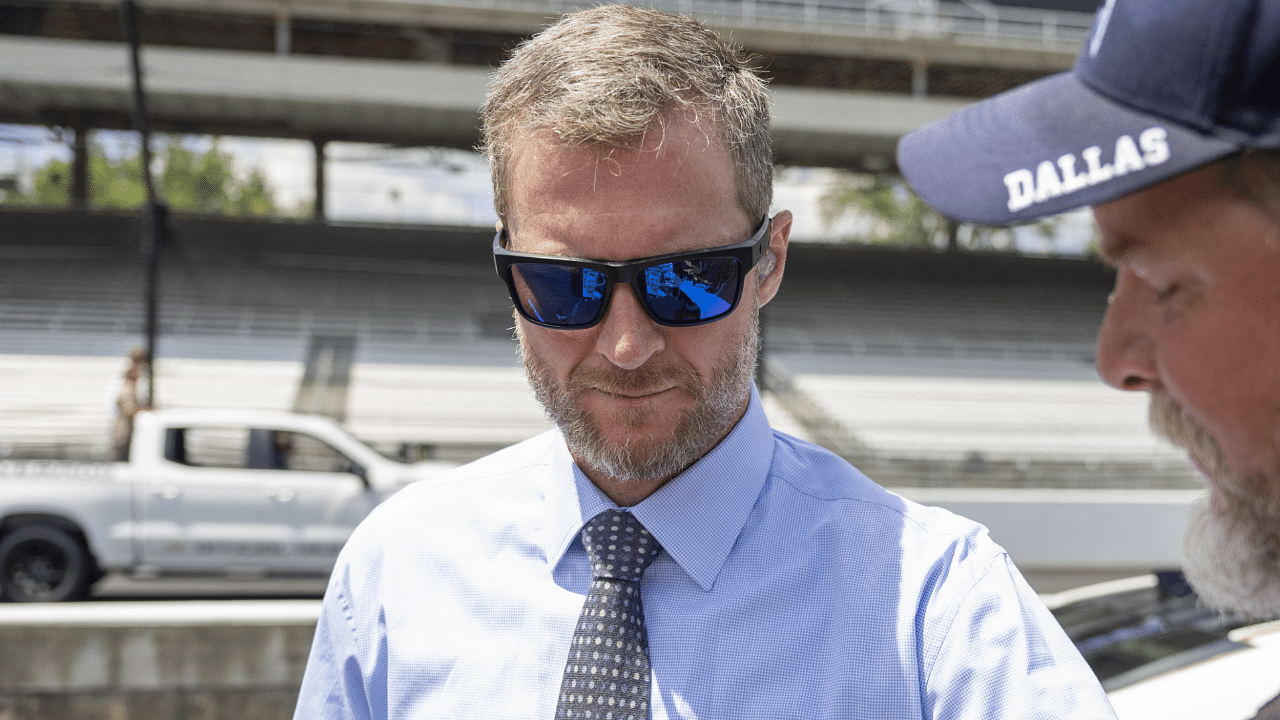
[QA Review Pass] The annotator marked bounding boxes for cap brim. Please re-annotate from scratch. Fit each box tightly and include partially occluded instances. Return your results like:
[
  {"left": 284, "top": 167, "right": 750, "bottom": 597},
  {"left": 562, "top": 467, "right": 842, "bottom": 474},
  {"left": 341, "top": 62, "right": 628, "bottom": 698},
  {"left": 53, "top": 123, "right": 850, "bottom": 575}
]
[{"left": 896, "top": 72, "right": 1242, "bottom": 225}]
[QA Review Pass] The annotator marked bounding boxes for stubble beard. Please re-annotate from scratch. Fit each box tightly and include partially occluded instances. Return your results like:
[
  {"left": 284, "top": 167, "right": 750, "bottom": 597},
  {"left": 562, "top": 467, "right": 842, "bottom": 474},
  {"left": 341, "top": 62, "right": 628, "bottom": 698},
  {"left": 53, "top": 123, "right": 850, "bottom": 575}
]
[
  {"left": 518, "top": 306, "right": 759, "bottom": 486},
  {"left": 1149, "top": 390, "right": 1280, "bottom": 618}
]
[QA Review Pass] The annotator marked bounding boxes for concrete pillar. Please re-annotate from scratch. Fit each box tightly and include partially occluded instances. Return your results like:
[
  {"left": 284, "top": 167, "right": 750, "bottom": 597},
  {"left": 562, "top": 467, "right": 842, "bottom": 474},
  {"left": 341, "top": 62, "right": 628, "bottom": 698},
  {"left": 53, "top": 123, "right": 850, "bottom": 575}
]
[
  {"left": 275, "top": 8, "right": 291, "bottom": 56},
  {"left": 70, "top": 125, "right": 90, "bottom": 208},
  {"left": 312, "top": 138, "right": 327, "bottom": 221},
  {"left": 944, "top": 217, "right": 959, "bottom": 253},
  {"left": 912, "top": 60, "right": 928, "bottom": 97}
]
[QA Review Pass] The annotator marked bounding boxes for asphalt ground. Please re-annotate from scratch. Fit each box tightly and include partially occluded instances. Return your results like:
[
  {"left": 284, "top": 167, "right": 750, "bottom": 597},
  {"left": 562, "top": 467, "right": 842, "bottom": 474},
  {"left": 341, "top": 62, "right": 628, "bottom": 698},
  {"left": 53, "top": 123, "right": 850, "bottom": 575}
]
[{"left": 86, "top": 573, "right": 328, "bottom": 601}]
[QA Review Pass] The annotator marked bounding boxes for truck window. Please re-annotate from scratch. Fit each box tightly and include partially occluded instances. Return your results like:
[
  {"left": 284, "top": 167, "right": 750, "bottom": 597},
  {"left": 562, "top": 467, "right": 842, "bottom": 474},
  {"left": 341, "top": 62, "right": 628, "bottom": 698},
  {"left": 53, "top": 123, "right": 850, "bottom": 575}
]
[
  {"left": 166, "top": 426, "right": 359, "bottom": 475},
  {"left": 243, "top": 428, "right": 356, "bottom": 473},
  {"left": 164, "top": 428, "right": 187, "bottom": 464},
  {"left": 278, "top": 432, "right": 355, "bottom": 473},
  {"left": 170, "top": 427, "right": 250, "bottom": 468}
]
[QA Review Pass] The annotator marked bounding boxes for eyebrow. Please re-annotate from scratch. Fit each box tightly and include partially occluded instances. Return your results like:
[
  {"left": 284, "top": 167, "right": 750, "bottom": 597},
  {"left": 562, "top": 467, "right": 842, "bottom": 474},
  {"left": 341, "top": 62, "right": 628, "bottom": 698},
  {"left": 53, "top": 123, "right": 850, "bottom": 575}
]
[
  {"left": 502, "top": 229, "right": 733, "bottom": 259},
  {"left": 504, "top": 219, "right": 764, "bottom": 259},
  {"left": 1099, "top": 232, "right": 1144, "bottom": 266}
]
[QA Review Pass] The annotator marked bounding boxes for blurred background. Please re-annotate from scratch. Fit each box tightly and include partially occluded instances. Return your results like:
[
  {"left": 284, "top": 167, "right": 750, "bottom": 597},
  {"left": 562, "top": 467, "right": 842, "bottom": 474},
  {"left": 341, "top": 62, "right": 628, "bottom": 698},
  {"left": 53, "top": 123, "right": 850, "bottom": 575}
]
[{"left": 0, "top": 0, "right": 1206, "bottom": 588}]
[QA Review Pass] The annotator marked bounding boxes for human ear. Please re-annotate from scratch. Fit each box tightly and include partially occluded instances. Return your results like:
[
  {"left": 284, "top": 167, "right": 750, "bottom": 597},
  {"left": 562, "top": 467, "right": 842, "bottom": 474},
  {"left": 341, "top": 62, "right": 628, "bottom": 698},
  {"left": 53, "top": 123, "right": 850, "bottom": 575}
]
[{"left": 757, "top": 210, "right": 791, "bottom": 305}]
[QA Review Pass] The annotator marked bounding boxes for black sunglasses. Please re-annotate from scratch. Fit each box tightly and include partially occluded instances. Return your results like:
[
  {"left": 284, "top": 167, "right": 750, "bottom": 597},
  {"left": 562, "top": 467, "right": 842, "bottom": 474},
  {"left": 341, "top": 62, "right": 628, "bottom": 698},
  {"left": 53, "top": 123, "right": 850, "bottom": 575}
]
[{"left": 493, "top": 217, "right": 771, "bottom": 329}]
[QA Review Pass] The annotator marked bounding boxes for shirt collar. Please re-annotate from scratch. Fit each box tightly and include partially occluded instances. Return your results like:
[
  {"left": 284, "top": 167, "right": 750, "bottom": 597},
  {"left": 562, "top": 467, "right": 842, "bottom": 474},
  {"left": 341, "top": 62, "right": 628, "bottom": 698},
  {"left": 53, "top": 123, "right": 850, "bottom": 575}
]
[{"left": 543, "top": 385, "right": 774, "bottom": 592}]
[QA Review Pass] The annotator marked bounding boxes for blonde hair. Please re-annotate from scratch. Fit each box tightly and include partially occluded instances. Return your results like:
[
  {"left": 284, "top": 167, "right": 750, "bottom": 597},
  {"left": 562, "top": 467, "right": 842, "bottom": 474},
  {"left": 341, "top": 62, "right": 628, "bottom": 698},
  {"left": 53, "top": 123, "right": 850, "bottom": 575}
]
[{"left": 480, "top": 4, "right": 773, "bottom": 224}]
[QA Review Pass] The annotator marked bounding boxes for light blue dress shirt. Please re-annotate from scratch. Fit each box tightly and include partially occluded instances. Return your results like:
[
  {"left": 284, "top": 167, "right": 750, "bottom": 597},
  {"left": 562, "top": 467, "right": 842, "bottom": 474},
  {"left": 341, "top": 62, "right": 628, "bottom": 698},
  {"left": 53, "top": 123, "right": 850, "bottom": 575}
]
[{"left": 294, "top": 387, "right": 1116, "bottom": 719}]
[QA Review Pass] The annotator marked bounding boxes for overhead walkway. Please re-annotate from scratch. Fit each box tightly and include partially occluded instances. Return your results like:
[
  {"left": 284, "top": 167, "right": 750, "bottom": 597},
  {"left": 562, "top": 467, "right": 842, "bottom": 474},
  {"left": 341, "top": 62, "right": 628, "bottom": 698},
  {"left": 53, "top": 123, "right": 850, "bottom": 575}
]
[
  {"left": 0, "top": 32, "right": 968, "bottom": 170},
  {"left": 0, "top": 0, "right": 1090, "bottom": 170}
]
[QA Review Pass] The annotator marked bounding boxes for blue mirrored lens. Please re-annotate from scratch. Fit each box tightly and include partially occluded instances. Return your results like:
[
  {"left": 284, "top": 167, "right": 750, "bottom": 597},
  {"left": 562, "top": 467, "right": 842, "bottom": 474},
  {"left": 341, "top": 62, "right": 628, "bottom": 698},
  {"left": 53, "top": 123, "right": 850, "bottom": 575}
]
[
  {"left": 511, "top": 263, "right": 606, "bottom": 327},
  {"left": 640, "top": 258, "right": 740, "bottom": 323}
]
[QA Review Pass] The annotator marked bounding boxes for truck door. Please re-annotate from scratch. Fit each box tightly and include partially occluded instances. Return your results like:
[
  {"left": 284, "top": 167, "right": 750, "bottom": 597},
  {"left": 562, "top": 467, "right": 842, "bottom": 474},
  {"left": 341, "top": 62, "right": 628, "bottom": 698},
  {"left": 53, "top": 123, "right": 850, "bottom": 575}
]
[
  {"left": 142, "top": 426, "right": 374, "bottom": 574},
  {"left": 246, "top": 428, "right": 376, "bottom": 573},
  {"left": 141, "top": 425, "right": 294, "bottom": 572}
]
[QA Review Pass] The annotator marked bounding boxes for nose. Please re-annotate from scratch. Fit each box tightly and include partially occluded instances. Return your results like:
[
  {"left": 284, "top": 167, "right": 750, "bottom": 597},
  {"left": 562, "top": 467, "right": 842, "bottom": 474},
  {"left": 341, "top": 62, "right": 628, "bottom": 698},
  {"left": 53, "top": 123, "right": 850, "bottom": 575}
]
[
  {"left": 595, "top": 285, "right": 665, "bottom": 370},
  {"left": 1095, "top": 268, "right": 1159, "bottom": 392}
]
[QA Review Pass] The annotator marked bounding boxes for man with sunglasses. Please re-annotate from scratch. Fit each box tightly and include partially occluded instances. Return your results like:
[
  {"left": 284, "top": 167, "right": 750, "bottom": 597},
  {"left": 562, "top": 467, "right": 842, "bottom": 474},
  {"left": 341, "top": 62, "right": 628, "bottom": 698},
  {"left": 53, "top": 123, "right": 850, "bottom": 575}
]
[{"left": 293, "top": 5, "right": 1113, "bottom": 719}]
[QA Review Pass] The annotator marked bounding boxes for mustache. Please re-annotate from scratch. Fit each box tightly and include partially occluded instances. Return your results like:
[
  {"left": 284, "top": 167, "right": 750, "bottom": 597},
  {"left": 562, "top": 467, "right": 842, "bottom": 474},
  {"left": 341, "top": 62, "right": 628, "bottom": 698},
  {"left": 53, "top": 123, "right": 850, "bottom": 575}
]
[
  {"left": 1149, "top": 389, "right": 1234, "bottom": 484},
  {"left": 566, "top": 362, "right": 702, "bottom": 397},
  {"left": 1150, "top": 390, "right": 1208, "bottom": 452}
]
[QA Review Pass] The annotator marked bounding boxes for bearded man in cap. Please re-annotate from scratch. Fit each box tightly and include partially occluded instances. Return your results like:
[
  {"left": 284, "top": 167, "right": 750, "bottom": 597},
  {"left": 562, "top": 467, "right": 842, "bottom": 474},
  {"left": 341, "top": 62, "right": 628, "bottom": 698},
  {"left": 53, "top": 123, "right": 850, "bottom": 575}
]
[{"left": 899, "top": 1, "right": 1280, "bottom": 716}]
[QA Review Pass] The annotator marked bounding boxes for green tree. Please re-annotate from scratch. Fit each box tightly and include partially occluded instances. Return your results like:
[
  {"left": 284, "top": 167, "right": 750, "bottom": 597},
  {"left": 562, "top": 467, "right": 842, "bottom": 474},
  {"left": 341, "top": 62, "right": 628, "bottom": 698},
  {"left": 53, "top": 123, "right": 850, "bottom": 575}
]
[
  {"left": 23, "top": 159, "right": 74, "bottom": 205},
  {"left": 819, "top": 172, "right": 943, "bottom": 247},
  {"left": 819, "top": 170, "right": 1095, "bottom": 255},
  {"left": 232, "top": 167, "right": 277, "bottom": 216},
  {"left": 90, "top": 146, "right": 147, "bottom": 209},
  {"left": 5, "top": 134, "right": 291, "bottom": 217}
]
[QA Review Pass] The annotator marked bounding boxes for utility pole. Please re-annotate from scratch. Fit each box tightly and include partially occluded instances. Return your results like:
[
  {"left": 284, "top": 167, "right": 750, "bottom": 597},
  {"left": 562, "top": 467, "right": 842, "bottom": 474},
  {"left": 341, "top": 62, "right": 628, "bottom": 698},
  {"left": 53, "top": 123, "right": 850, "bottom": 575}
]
[{"left": 120, "top": 0, "right": 166, "bottom": 406}]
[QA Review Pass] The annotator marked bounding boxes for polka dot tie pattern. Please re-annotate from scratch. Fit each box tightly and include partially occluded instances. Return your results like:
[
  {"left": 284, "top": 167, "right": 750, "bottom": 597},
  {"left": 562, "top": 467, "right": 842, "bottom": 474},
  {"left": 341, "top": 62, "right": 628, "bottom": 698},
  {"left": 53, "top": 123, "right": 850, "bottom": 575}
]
[{"left": 555, "top": 511, "right": 663, "bottom": 720}]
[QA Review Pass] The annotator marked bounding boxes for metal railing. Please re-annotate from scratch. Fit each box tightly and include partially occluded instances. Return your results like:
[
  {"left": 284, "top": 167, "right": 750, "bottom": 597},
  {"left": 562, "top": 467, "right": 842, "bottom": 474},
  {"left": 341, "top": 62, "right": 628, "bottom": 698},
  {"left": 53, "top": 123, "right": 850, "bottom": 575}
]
[
  {"left": 72, "top": 0, "right": 1094, "bottom": 53},
  {"left": 448, "top": 0, "right": 1094, "bottom": 51}
]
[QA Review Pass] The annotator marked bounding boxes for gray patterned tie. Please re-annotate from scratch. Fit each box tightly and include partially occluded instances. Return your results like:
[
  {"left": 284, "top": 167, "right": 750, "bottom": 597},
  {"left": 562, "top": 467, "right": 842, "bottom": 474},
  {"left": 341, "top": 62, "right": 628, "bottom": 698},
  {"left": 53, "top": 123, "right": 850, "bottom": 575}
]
[{"left": 556, "top": 510, "right": 663, "bottom": 720}]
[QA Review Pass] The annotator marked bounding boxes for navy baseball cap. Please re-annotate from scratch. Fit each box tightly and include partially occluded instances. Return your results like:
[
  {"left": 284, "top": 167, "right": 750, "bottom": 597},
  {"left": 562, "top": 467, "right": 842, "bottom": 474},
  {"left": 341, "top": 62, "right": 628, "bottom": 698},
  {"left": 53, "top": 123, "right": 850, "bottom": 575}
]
[{"left": 897, "top": 0, "right": 1280, "bottom": 225}]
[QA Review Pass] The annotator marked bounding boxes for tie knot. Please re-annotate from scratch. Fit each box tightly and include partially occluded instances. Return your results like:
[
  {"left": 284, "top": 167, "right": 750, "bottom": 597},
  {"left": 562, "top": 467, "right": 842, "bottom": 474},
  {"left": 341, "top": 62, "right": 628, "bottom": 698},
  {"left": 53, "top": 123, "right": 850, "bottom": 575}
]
[{"left": 580, "top": 510, "right": 662, "bottom": 582}]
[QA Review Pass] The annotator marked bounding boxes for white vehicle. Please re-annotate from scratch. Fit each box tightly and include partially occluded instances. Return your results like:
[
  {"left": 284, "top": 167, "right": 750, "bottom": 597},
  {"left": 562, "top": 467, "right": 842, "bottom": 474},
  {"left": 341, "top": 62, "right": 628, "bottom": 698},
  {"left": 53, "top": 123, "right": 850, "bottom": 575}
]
[
  {"left": 1047, "top": 573, "right": 1278, "bottom": 720},
  {"left": 0, "top": 409, "right": 455, "bottom": 602},
  {"left": 1106, "top": 620, "right": 1280, "bottom": 720}
]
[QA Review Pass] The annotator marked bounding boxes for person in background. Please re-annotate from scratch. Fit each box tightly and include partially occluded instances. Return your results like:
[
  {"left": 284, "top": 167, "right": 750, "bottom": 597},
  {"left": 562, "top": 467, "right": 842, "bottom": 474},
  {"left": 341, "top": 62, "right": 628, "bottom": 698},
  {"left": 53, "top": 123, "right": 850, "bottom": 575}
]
[
  {"left": 293, "top": 5, "right": 1115, "bottom": 718},
  {"left": 271, "top": 431, "right": 294, "bottom": 470},
  {"left": 898, "top": 1, "right": 1280, "bottom": 716},
  {"left": 110, "top": 346, "right": 150, "bottom": 461}
]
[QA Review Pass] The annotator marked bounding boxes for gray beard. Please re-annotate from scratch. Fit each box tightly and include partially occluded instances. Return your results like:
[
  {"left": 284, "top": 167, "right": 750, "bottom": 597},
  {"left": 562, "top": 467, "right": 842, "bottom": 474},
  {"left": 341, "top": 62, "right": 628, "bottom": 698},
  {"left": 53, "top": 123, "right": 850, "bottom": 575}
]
[
  {"left": 1149, "top": 391, "right": 1280, "bottom": 618},
  {"left": 518, "top": 308, "right": 759, "bottom": 486}
]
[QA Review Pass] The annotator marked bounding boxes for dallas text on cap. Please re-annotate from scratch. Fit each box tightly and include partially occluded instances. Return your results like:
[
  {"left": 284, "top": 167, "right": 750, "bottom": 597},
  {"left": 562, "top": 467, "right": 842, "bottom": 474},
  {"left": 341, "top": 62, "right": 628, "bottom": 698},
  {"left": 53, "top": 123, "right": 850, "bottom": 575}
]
[{"left": 1003, "top": 126, "right": 1170, "bottom": 213}]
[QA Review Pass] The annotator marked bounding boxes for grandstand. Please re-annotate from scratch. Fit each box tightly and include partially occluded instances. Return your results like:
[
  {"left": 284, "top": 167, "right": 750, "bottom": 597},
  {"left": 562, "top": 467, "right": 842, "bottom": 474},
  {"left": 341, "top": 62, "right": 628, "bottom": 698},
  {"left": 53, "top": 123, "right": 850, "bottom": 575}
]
[
  {"left": 0, "top": 0, "right": 1204, "bottom": 488},
  {"left": 0, "top": 207, "right": 1199, "bottom": 493}
]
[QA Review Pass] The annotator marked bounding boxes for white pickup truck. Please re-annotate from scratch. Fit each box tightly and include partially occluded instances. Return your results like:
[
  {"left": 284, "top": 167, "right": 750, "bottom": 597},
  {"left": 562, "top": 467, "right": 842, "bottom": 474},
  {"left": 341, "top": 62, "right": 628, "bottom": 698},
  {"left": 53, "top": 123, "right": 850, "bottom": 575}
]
[{"left": 0, "top": 409, "right": 456, "bottom": 602}]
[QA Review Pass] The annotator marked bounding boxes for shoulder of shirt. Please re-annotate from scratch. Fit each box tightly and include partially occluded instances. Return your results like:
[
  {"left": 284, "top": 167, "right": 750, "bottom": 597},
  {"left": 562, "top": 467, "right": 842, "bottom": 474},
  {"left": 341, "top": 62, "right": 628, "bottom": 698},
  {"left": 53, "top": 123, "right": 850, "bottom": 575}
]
[
  {"left": 326, "top": 432, "right": 563, "bottom": 599},
  {"left": 767, "top": 429, "right": 1006, "bottom": 561}
]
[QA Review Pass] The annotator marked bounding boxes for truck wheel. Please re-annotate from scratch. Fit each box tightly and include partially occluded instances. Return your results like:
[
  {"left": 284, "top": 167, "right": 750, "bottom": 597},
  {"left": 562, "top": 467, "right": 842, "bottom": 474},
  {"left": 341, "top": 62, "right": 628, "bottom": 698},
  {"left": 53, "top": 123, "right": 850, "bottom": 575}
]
[{"left": 0, "top": 526, "right": 93, "bottom": 602}]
